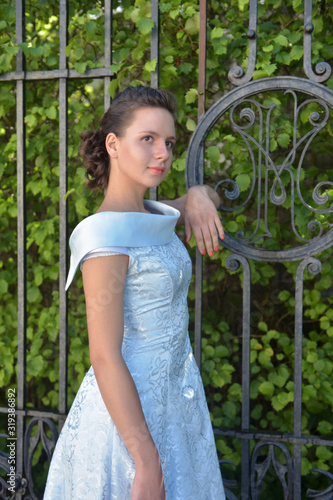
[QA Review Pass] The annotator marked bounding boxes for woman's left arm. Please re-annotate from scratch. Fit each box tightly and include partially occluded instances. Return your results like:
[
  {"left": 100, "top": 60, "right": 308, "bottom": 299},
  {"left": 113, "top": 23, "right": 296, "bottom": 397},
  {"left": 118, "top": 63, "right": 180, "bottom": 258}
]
[{"left": 162, "top": 185, "right": 224, "bottom": 256}]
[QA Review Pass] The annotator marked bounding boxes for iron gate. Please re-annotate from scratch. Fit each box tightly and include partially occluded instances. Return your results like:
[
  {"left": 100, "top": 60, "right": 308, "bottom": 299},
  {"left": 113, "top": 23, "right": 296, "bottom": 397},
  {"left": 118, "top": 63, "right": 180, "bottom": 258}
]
[{"left": 0, "top": 0, "right": 333, "bottom": 498}]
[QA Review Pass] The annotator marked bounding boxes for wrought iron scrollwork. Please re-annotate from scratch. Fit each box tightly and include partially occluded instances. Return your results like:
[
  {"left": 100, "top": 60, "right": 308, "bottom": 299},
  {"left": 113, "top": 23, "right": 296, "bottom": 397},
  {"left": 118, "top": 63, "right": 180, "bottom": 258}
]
[
  {"left": 220, "top": 459, "right": 238, "bottom": 500},
  {"left": 0, "top": 474, "right": 27, "bottom": 500},
  {"left": 250, "top": 442, "right": 293, "bottom": 499},
  {"left": 24, "top": 418, "right": 58, "bottom": 500},
  {"left": 303, "top": 0, "right": 332, "bottom": 83},
  {"left": 186, "top": 77, "right": 333, "bottom": 262},
  {"left": 217, "top": 90, "right": 333, "bottom": 246},
  {"left": 0, "top": 434, "right": 28, "bottom": 499},
  {"left": 306, "top": 469, "right": 333, "bottom": 499},
  {"left": 228, "top": 0, "right": 332, "bottom": 86},
  {"left": 228, "top": 0, "right": 257, "bottom": 86}
]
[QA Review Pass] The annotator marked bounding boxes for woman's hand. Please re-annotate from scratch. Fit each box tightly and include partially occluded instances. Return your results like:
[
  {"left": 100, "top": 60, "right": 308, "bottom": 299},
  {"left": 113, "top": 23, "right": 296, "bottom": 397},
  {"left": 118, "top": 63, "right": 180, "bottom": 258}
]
[
  {"left": 132, "top": 452, "right": 165, "bottom": 500},
  {"left": 183, "top": 185, "right": 224, "bottom": 256},
  {"left": 161, "top": 184, "right": 224, "bottom": 256}
]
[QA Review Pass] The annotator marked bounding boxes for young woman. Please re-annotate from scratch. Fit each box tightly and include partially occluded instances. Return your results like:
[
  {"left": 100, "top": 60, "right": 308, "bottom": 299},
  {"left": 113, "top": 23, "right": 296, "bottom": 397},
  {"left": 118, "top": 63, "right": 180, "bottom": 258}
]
[{"left": 44, "top": 86, "right": 225, "bottom": 499}]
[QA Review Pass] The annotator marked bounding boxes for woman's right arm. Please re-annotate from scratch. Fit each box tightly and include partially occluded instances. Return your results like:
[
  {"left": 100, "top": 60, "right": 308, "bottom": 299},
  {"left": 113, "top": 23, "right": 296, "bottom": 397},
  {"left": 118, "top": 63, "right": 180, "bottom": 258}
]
[{"left": 82, "top": 254, "right": 165, "bottom": 500}]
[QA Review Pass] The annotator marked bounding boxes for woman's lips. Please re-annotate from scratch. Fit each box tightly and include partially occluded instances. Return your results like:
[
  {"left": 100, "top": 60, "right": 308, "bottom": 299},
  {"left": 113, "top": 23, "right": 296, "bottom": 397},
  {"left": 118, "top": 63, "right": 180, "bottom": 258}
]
[{"left": 148, "top": 166, "right": 165, "bottom": 175}]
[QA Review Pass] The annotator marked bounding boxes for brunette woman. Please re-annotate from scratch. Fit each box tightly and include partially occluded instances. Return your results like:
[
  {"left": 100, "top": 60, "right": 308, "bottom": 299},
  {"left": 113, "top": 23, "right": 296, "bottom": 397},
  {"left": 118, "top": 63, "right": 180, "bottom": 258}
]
[{"left": 44, "top": 86, "right": 225, "bottom": 500}]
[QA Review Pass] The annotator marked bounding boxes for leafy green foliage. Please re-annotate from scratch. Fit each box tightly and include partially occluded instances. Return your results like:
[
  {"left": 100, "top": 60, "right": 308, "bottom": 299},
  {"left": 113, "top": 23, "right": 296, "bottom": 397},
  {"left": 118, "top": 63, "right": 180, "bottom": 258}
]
[{"left": 1, "top": 0, "right": 333, "bottom": 496}]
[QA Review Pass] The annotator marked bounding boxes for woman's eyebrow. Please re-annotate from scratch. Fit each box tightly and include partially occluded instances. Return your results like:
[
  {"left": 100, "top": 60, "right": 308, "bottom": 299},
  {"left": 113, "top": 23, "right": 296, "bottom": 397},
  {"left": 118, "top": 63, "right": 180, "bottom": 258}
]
[{"left": 140, "top": 130, "right": 176, "bottom": 141}]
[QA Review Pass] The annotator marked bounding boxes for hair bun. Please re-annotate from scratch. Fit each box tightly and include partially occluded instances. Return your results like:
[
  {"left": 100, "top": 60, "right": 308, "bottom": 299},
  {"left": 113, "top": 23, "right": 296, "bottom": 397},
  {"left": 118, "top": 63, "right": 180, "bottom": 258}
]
[{"left": 79, "top": 129, "right": 109, "bottom": 190}]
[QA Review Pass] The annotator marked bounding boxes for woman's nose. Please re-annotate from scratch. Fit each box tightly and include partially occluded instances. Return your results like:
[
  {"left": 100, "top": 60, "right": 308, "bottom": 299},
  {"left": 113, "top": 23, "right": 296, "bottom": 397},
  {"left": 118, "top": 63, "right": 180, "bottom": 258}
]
[{"left": 154, "top": 141, "right": 170, "bottom": 160}]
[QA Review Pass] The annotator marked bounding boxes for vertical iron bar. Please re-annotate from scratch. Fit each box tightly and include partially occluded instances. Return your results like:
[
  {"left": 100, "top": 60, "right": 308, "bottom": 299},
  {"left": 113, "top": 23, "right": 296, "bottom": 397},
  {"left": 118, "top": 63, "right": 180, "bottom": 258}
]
[
  {"left": 194, "top": 0, "right": 207, "bottom": 369},
  {"left": 58, "top": 0, "right": 68, "bottom": 426},
  {"left": 16, "top": 0, "right": 26, "bottom": 493},
  {"left": 194, "top": 251, "right": 203, "bottom": 368},
  {"left": 225, "top": 254, "right": 251, "bottom": 498},
  {"left": 294, "top": 260, "right": 305, "bottom": 500},
  {"left": 294, "top": 257, "right": 321, "bottom": 499},
  {"left": 198, "top": 0, "right": 207, "bottom": 117},
  {"left": 104, "top": 0, "right": 112, "bottom": 111},
  {"left": 194, "top": 149, "right": 204, "bottom": 369},
  {"left": 150, "top": 0, "right": 159, "bottom": 90},
  {"left": 149, "top": 0, "right": 159, "bottom": 202},
  {"left": 241, "top": 259, "right": 251, "bottom": 500}
]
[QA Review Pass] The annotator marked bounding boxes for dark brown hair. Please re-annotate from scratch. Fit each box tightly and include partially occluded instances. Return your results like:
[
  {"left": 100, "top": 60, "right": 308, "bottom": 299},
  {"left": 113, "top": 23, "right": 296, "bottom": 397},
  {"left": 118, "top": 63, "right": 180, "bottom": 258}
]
[{"left": 79, "top": 86, "right": 177, "bottom": 190}]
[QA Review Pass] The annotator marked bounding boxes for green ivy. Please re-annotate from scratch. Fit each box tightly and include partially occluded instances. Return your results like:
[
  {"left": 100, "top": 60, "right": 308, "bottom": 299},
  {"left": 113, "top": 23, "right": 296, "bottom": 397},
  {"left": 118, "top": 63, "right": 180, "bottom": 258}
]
[{"left": 1, "top": 0, "right": 333, "bottom": 496}]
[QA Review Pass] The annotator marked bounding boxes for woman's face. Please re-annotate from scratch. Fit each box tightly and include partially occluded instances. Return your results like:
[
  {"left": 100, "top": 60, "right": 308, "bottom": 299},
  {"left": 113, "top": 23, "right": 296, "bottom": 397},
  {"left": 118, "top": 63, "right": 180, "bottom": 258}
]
[{"left": 107, "top": 106, "right": 176, "bottom": 191}]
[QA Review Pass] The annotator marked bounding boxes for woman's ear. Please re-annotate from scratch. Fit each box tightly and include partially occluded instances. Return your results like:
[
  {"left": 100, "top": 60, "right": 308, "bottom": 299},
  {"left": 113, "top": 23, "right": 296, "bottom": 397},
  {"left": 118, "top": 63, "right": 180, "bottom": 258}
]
[{"left": 105, "top": 133, "right": 118, "bottom": 158}]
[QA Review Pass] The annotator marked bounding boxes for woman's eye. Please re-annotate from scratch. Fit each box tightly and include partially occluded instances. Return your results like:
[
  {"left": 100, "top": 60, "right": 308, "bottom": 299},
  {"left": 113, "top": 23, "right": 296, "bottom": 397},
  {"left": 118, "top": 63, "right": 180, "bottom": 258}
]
[
  {"left": 143, "top": 136, "right": 153, "bottom": 142},
  {"left": 166, "top": 141, "right": 174, "bottom": 149}
]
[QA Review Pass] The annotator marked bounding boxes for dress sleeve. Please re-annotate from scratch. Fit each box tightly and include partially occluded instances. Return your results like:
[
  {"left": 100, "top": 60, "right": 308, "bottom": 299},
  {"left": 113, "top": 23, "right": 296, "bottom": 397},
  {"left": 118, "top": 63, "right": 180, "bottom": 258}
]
[{"left": 80, "top": 246, "right": 129, "bottom": 271}]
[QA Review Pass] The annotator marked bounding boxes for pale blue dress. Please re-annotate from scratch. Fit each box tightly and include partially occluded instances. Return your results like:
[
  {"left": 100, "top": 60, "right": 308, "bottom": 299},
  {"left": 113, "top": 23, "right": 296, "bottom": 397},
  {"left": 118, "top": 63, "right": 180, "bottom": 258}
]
[{"left": 44, "top": 200, "right": 225, "bottom": 500}]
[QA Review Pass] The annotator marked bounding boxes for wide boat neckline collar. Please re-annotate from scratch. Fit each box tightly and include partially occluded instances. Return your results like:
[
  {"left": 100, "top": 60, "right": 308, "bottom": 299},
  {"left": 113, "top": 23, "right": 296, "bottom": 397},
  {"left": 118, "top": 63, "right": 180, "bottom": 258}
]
[
  {"left": 65, "top": 200, "right": 180, "bottom": 290},
  {"left": 85, "top": 199, "right": 177, "bottom": 217}
]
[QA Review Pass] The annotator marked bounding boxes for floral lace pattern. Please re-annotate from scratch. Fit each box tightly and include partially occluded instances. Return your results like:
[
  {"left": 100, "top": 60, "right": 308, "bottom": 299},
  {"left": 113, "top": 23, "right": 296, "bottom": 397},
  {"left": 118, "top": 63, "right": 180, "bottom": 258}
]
[{"left": 44, "top": 233, "right": 225, "bottom": 500}]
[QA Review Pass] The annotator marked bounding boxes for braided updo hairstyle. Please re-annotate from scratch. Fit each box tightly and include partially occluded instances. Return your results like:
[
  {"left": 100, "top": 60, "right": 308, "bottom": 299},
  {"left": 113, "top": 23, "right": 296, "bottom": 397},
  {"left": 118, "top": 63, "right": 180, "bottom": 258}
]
[{"left": 79, "top": 86, "right": 177, "bottom": 190}]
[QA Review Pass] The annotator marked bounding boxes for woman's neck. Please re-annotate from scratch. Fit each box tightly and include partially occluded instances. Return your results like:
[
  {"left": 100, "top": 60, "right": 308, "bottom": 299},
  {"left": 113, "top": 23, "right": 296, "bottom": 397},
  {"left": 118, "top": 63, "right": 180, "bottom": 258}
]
[{"left": 97, "top": 184, "right": 149, "bottom": 214}]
